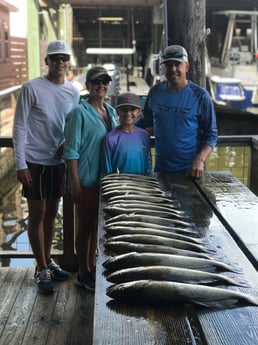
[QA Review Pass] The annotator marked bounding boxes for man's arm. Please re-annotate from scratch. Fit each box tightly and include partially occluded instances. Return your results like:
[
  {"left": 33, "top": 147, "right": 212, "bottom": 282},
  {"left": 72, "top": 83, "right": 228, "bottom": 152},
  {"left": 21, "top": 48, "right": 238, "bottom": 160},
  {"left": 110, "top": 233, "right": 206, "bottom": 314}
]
[{"left": 189, "top": 144, "right": 213, "bottom": 178}]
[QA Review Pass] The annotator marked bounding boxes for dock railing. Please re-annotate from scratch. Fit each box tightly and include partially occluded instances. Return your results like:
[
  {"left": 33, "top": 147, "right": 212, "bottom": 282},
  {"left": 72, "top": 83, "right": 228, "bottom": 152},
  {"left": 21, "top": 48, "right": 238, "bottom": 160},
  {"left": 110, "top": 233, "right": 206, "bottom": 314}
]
[{"left": 1, "top": 135, "right": 258, "bottom": 270}]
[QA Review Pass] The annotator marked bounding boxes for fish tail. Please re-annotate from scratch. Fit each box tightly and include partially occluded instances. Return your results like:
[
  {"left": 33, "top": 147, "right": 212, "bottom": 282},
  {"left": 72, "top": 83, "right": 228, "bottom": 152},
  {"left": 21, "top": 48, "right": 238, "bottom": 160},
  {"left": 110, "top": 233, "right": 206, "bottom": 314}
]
[{"left": 242, "top": 294, "right": 258, "bottom": 306}]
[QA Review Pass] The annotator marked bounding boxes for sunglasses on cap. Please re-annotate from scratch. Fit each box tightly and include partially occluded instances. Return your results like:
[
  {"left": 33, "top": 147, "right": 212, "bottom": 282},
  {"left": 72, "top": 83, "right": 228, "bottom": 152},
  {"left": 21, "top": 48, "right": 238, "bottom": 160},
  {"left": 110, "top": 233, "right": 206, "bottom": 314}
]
[
  {"left": 48, "top": 54, "right": 70, "bottom": 62},
  {"left": 90, "top": 78, "right": 110, "bottom": 85},
  {"left": 162, "top": 52, "right": 186, "bottom": 59}
]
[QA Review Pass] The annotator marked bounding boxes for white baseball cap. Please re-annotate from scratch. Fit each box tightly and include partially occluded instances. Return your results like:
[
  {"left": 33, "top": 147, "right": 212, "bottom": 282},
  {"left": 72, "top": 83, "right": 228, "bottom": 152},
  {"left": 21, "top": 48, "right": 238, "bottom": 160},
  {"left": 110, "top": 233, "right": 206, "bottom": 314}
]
[{"left": 47, "top": 40, "right": 71, "bottom": 56}]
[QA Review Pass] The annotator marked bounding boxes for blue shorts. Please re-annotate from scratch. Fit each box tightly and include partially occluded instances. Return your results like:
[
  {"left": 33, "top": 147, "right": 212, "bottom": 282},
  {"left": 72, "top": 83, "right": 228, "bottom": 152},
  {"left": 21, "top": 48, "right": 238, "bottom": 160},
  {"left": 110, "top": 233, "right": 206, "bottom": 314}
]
[{"left": 22, "top": 162, "right": 66, "bottom": 200}]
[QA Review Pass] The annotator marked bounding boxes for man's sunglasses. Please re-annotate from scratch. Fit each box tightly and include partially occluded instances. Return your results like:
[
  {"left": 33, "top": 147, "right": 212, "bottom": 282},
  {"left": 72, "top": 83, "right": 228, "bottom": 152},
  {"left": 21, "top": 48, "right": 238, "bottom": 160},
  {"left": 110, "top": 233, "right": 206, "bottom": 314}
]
[
  {"left": 90, "top": 78, "right": 110, "bottom": 85},
  {"left": 48, "top": 54, "right": 70, "bottom": 62}
]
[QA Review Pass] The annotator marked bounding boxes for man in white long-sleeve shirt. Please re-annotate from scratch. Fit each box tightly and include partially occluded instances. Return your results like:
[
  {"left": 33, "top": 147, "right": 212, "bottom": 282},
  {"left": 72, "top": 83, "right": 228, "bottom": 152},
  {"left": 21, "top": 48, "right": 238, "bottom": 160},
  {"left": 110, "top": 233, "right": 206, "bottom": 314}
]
[{"left": 12, "top": 40, "right": 80, "bottom": 294}]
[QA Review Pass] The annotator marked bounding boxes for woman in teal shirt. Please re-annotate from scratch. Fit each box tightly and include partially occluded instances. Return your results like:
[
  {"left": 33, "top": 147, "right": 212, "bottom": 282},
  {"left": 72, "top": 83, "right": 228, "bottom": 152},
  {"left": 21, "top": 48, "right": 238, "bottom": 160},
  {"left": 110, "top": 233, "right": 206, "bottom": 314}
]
[{"left": 64, "top": 66, "right": 119, "bottom": 291}]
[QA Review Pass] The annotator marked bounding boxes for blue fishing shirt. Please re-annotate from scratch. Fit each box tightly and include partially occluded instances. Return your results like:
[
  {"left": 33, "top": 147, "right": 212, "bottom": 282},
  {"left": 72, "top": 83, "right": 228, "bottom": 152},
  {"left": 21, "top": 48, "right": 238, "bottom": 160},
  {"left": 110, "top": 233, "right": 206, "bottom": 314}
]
[
  {"left": 137, "top": 80, "right": 218, "bottom": 172},
  {"left": 102, "top": 126, "right": 152, "bottom": 175}
]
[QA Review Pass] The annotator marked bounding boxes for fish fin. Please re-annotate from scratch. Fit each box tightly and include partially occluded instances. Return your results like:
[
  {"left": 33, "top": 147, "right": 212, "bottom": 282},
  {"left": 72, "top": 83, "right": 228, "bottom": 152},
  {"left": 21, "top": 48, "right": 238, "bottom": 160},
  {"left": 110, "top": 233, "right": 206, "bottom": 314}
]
[
  {"left": 190, "top": 298, "right": 240, "bottom": 308},
  {"left": 231, "top": 279, "right": 250, "bottom": 288}
]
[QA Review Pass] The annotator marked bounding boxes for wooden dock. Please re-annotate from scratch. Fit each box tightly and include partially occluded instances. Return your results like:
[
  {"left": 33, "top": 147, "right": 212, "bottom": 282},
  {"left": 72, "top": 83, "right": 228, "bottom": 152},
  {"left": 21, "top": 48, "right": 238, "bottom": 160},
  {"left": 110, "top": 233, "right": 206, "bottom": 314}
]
[{"left": 0, "top": 268, "right": 94, "bottom": 345}]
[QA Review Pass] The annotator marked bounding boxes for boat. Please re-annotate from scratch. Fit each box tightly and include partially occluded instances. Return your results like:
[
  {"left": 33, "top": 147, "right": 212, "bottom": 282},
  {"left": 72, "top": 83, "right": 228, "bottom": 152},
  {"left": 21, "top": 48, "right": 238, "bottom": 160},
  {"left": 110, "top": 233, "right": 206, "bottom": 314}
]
[
  {"left": 207, "top": 10, "right": 258, "bottom": 114},
  {"left": 210, "top": 75, "right": 258, "bottom": 114}
]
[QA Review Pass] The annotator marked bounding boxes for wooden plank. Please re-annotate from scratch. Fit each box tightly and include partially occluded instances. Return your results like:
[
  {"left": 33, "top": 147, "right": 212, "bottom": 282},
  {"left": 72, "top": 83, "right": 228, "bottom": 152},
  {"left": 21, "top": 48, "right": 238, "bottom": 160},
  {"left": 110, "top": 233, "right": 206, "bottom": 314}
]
[
  {"left": 198, "top": 306, "right": 258, "bottom": 345},
  {"left": 46, "top": 276, "right": 94, "bottom": 345},
  {"left": 46, "top": 278, "right": 78, "bottom": 345},
  {"left": 93, "top": 173, "right": 258, "bottom": 345},
  {"left": 195, "top": 171, "right": 258, "bottom": 268},
  {"left": 0, "top": 267, "right": 28, "bottom": 336},
  {"left": 0, "top": 268, "right": 37, "bottom": 345},
  {"left": 0, "top": 251, "right": 63, "bottom": 258},
  {"left": 70, "top": 287, "right": 95, "bottom": 345},
  {"left": 21, "top": 284, "right": 60, "bottom": 345},
  {"left": 21, "top": 273, "right": 94, "bottom": 345},
  {"left": 0, "top": 36, "right": 28, "bottom": 89},
  {"left": 0, "top": 268, "right": 95, "bottom": 345}
]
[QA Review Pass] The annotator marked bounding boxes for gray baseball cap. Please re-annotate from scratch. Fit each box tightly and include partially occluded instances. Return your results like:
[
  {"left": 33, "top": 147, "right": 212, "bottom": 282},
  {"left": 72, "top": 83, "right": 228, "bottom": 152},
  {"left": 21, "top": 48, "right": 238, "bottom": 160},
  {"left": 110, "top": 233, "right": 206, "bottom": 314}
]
[
  {"left": 116, "top": 92, "right": 141, "bottom": 109},
  {"left": 161, "top": 45, "right": 188, "bottom": 64},
  {"left": 86, "top": 66, "right": 112, "bottom": 82}
]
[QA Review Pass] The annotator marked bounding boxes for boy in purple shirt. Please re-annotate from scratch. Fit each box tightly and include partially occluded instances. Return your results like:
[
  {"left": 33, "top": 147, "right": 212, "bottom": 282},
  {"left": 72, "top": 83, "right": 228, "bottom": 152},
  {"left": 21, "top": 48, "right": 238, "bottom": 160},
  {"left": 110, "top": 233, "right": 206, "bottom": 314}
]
[{"left": 102, "top": 92, "right": 152, "bottom": 175}]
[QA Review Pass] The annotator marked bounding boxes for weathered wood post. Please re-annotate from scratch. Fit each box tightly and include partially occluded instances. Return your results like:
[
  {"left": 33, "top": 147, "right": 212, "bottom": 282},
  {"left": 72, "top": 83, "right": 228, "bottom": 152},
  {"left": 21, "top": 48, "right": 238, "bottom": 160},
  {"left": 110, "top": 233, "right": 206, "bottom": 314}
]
[
  {"left": 60, "top": 190, "right": 78, "bottom": 271},
  {"left": 164, "top": 0, "right": 207, "bottom": 87}
]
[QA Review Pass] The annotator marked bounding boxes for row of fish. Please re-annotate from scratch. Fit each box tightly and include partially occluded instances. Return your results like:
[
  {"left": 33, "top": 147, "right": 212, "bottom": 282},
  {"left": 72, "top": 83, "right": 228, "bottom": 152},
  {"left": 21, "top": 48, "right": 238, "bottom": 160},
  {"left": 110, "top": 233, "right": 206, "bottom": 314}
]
[{"left": 101, "top": 173, "right": 258, "bottom": 308}]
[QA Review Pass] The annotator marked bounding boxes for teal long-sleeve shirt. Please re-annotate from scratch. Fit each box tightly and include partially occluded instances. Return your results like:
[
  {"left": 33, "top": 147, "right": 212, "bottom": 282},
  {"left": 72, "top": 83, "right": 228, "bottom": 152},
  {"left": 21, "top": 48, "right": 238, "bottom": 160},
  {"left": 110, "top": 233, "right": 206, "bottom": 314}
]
[{"left": 63, "top": 98, "right": 119, "bottom": 187}]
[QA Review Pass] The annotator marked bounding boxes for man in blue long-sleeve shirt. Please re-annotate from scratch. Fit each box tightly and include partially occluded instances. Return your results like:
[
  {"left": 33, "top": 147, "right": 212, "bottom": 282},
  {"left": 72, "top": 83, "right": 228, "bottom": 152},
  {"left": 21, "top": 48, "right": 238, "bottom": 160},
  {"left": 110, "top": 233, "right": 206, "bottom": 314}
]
[{"left": 137, "top": 45, "right": 218, "bottom": 178}]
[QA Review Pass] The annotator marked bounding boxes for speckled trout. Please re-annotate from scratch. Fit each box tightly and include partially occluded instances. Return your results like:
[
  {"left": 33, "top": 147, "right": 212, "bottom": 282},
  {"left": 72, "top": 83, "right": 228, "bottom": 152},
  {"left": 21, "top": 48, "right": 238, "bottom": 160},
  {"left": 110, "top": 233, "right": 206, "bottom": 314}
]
[
  {"left": 104, "top": 241, "right": 211, "bottom": 259},
  {"left": 104, "top": 234, "right": 212, "bottom": 253},
  {"left": 104, "top": 221, "right": 198, "bottom": 236},
  {"left": 106, "top": 194, "right": 176, "bottom": 204},
  {"left": 105, "top": 226, "right": 203, "bottom": 244},
  {"left": 101, "top": 179, "right": 161, "bottom": 190},
  {"left": 101, "top": 173, "right": 159, "bottom": 184},
  {"left": 101, "top": 182, "right": 161, "bottom": 193},
  {"left": 106, "top": 280, "right": 258, "bottom": 308},
  {"left": 102, "top": 188, "right": 168, "bottom": 199},
  {"left": 105, "top": 201, "right": 184, "bottom": 215},
  {"left": 103, "top": 206, "right": 187, "bottom": 220},
  {"left": 103, "top": 252, "right": 240, "bottom": 273},
  {"left": 106, "top": 266, "right": 246, "bottom": 287},
  {"left": 105, "top": 213, "right": 193, "bottom": 228}
]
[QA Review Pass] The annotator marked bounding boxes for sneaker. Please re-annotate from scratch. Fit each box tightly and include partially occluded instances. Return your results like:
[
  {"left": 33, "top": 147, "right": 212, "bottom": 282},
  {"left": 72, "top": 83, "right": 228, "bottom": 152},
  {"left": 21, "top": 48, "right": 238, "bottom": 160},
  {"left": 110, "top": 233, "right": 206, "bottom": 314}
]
[
  {"left": 75, "top": 272, "right": 95, "bottom": 292},
  {"left": 36, "top": 268, "right": 54, "bottom": 294},
  {"left": 47, "top": 258, "right": 71, "bottom": 281}
]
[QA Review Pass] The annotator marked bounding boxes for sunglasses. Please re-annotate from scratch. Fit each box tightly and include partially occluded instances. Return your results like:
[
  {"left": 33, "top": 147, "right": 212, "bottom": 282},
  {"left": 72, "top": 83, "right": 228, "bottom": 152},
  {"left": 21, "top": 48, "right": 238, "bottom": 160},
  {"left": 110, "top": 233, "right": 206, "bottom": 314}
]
[
  {"left": 163, "top": 52, "right": 185, "bottom": 59},
  {"left": 90, "top": 78, "right": 110, "bottom": 85},
  {"left": 48, "top": 54, "right": 70, "bottom": 62}
]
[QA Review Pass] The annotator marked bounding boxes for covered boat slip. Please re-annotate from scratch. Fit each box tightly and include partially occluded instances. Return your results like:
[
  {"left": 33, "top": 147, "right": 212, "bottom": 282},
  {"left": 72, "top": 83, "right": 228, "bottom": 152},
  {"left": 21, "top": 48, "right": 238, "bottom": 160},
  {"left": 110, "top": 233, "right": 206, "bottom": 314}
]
[{"left": 93, "top": 172, "right": 258, "bottom": 345}]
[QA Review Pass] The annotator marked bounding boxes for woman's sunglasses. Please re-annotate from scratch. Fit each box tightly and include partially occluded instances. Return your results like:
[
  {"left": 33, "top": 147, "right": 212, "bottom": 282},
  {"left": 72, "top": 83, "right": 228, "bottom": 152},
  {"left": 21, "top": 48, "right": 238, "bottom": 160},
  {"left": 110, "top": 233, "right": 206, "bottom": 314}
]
[{"left": 90, "top": 78, "right": 110, "bottom": 85}]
